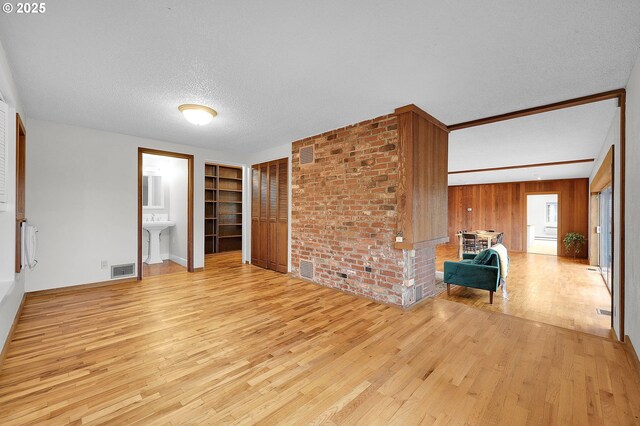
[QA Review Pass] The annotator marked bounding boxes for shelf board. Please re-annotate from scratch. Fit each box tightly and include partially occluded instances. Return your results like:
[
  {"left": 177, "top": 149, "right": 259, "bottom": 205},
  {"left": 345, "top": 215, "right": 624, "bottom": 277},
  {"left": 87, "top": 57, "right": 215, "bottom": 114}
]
[
  {"left": 219, "top": 234, "right": 242, "bottom": 238},
  {"left": 205, "top": 217, "right": 217, "bottom": 220},
  {"left": 218, "top": 201, "right": 242, "bottom": 204},
  {"left": 205, "top": 188, "right": 217, "bottom": 191},
  {"left": 218, "top": 176, "right": 242, "bottom": 181},
  {"left": 205, "top": 200, "right": 216, "bottom": 203},
  {"left": 205, "top": 233, "right": 217, "bottom": 237},
  {"left": 219, "top": 223, "right": 242, "bottom": 226},
  {"left": 219, "top": 212, "right": 243, "bottom": 215},
  {"left": 219, "top": 189, "right": 242, "bottom": 192},
  {"left": 205, "top": 174, "right": 217, "bottom": 178}
]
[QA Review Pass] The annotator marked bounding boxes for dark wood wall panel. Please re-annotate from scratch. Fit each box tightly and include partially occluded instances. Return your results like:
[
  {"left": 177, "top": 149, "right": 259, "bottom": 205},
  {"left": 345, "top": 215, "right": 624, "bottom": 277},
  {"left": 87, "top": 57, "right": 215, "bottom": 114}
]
[
  {"left": 448, "top": 178, "right": 589, "bottom": 257},
  {"left": 395, "top": 105, "right": 449, "bottom": 249}
]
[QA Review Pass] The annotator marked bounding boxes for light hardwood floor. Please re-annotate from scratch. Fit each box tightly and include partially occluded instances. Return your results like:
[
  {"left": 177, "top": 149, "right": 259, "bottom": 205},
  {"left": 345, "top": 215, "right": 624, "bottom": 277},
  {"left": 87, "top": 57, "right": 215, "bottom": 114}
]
[
  {"left": 142, "top": 260, "right": 186, "bottom": 277},
  {"left": 436, "top": 244, "right": 613, "bottom": 338},
  {"left": 1, "top": 252, "right": 639, "bottom": 424}
]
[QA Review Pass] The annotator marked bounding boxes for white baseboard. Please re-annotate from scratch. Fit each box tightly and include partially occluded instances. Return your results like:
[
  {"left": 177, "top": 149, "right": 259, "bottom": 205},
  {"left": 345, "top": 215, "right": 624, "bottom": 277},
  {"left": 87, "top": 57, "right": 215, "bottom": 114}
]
[{"left": 169, "top": 254, "right": 187, "bottom": 267}]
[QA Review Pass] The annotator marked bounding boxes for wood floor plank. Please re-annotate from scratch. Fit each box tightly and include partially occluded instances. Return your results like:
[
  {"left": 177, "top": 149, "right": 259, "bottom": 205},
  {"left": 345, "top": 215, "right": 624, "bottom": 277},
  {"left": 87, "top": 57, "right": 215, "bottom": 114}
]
[{"left": 0, "top": 251, "right": 638, "bottom": 425}]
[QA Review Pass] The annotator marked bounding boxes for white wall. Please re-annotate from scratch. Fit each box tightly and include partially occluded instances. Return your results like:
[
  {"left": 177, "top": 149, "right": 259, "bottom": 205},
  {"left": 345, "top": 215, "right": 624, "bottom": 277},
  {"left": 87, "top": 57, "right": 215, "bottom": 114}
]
[
  {"left": 590, "top": 109, "right": 621, "bottom": 337},
  {"left": 25, "top": 119, "right": 244, "bottom": 291},
  {"left": 625, "top": 52, "right": 640, "bottom": 349},
  {"left": 0, "top": 39, "right": 25, "bottom": 352},
  {"left": 245, "top": 143, "right": 292, "bottom": 271},
  {"left": 526, "top": 194, "right": 558, "bottom": 239},
  {"left": 168, "top": 157, "right": 188, "bottom": 265}
]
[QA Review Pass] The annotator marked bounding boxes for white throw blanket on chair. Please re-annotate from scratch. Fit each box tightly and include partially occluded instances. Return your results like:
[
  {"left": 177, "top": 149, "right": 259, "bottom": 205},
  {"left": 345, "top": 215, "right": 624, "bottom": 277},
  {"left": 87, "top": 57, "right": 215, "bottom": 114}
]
[
  {"left": 491, "top": 243, "right": 509, "bottom": 298},
  {"left": 490, "top": 243, "right": 509, "bottom": 279}
]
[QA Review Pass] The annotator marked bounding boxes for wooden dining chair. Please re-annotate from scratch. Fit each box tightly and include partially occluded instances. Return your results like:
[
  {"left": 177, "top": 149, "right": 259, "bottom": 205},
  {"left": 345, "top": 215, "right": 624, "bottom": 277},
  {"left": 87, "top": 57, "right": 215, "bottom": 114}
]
[{"left": 462, "top": 233, "right": 479, "bottom": 253}]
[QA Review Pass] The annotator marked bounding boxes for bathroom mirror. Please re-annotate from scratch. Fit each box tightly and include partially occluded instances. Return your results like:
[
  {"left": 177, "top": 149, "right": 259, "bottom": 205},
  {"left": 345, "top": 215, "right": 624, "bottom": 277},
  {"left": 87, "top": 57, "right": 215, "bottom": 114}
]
[{"left": 142, "top": 174, "right": 164, "bottom": 208}]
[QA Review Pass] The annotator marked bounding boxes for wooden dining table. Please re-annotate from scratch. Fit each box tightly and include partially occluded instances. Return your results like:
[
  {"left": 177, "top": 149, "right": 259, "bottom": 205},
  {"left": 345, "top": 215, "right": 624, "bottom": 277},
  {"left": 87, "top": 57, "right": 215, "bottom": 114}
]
[{"left": 457, "top": 230, "right": 503, "bottom": 258}]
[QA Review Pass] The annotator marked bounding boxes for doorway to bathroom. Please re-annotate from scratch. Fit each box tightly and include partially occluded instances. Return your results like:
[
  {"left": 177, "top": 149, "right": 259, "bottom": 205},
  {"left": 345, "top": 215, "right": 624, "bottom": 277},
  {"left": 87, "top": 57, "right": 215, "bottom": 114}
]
[{"left": 138, "top": 148, "right": 194, "bottom": 279}]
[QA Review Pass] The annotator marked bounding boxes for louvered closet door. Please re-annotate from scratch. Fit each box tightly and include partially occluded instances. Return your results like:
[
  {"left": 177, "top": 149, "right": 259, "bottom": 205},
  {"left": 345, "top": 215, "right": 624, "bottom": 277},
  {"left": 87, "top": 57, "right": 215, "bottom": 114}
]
[
  {"left": 258, "top": 163, "right": 269, "bottom": 268},
  {"left": 251, "top": 165, "right": 266, "bottom": 268},
  {"left": 251, "top": 158, "right": 289, "bottom": 273},
  {"left": 267, "top": 162, "right": 278, "bottom": 271},
  {"left": 275, "top": 159, "right": 288, "bottom": 273}
]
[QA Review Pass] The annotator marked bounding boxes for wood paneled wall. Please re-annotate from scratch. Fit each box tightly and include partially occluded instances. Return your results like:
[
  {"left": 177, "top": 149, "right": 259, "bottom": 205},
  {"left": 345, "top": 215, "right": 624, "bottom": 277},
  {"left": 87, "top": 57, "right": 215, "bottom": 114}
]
[
  {"left": 395, "top": 105, "right": 449, "bottom": 249},
  {"left": 448, "top": 178, "right": 589, "bottom": 257}
]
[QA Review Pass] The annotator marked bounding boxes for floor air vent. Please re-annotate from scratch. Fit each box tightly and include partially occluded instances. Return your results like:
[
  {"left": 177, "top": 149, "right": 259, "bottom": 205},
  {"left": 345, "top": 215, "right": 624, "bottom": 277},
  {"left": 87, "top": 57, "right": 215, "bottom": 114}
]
[
  {"left": 111, "top": 263, "right": 135, "bottom": 279},
  {"left": 596, "top": 308, "right": 612, "bottom": 316},
  {"left": 300, "top": 260, "right": 314, "bottom": 279}
]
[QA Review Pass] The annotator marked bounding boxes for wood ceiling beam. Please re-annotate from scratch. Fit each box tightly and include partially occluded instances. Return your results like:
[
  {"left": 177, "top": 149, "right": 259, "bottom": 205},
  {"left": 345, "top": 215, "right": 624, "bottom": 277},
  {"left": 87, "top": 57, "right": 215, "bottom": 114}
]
[
  {"left": 448, "top": 89, "right": 625, "bottom": 131},
  {"left": 448, "top": 158, "right": 595, "bottom": 175}
]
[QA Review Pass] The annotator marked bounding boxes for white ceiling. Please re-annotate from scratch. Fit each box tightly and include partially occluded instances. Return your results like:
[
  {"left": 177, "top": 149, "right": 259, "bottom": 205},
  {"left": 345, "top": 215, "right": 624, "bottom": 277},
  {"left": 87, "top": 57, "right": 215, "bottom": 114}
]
[
  {"left": 0, "top": 1, "right": 639, "bottom": 154},
  {"left": 448, "top": 99, "right": 618, "bottom": 184}
]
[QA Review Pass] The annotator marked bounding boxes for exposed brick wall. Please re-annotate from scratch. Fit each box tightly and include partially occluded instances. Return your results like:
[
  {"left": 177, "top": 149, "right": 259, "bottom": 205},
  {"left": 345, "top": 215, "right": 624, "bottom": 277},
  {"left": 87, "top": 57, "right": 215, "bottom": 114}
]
[
  {"left": 291, "top": 114, "right": 435, "bottom": 307},
  {"left": 291, "top": 114, "right": 403, "bottom": 304}
]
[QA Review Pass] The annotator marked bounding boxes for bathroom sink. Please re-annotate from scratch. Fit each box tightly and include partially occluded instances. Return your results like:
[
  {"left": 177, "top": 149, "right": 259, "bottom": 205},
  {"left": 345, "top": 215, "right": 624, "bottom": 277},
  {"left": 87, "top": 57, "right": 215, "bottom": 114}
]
[
  {"left": 143, "top": 220, "right": 175, "bottom": 231},
  {"left": 143, "top": 221, "right": 175, "bottom": 264}
]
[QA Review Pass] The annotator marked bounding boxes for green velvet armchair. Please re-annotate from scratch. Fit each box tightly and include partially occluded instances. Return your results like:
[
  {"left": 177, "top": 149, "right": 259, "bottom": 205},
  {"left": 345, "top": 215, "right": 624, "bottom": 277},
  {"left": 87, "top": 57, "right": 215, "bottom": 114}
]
[{"left": 443, "top": 251, "right": 503, "bottom": 304}]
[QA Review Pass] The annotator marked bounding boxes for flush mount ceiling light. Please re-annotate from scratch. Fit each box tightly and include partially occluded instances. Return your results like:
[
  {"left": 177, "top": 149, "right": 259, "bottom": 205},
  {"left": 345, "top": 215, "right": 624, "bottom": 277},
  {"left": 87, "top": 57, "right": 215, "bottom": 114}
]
[{"left": 178, "top": 104, "right": 217, "bottom": 126}]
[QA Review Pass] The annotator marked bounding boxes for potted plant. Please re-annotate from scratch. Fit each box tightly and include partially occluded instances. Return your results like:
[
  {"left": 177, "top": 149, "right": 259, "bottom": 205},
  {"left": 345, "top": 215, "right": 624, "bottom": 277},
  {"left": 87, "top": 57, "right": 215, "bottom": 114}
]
[{"left": 563, "top": 232, "right": 586, "bottom": 258}]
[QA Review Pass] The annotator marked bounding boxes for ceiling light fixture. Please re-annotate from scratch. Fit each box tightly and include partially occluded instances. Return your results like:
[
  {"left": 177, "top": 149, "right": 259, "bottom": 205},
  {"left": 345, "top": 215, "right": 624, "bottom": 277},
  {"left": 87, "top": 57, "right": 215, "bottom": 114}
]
[{"left": 178, "top": 104, "right": 217, "bottom": 126}]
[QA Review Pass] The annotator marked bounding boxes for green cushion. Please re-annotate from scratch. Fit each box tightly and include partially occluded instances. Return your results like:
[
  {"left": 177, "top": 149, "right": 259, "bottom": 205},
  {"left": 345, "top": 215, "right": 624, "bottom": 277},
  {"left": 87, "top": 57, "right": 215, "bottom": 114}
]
[{"left": 472, "top": 249, "right": 493, "bottom": 265}]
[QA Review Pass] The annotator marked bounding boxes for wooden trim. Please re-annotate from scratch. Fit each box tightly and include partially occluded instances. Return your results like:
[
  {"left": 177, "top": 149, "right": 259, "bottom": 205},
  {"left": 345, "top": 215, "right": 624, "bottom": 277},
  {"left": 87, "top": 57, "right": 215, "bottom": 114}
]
[
  {"left": 15, "top": 113, "right": 26, "bottom": 273},
  {"left": 619, "top": 92, "right": 626, "bottom": 341},
  {"left": 523, "top": 191, "right": 562, "bottom": 256},
  {"left": 589, "top": 148, "right": 613, "bottom": 192},
  {"left": 449, "top": 158, "right": 594, "bottom": 175},
  {"left": 625, "top": 335, "right": 640, "bottom": 374},
  {"left": 194, "top": 267, "right": 204, "bottom": 272},
  {"left": 138, "top": 148, "right": 195, "bottom": 279},
  {"left": 394, "top": 104, "right": 450, "bottom": 133},
  {"left": 0, "top": 293, "right": 26, "bottom": 369},
  {"left": 611, "top": 145, "right": 616, "bottom": 331},
  {"left": 448, "top": 89, "right": 626, "bottom": 131},
  {"left": 449, "top": 177, "right": 583, "bottom": 189},
  {"left": 29, "top": 277, "right": 137, "bottom": 296}
]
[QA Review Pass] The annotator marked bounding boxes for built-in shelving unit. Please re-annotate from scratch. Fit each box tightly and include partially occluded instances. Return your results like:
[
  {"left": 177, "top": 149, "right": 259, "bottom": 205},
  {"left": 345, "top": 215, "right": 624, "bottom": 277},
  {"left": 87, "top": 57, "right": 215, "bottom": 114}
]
[{"left": 204, "top": 163, "right": 243, "bottom": 254}]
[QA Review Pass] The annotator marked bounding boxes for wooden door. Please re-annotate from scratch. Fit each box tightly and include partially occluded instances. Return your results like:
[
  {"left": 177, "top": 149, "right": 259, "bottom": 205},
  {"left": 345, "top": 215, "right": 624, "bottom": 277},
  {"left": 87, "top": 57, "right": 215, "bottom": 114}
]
[
  {"left": 251, "top": 158, "right": 288, "bottom": 273},
  {"left": 267, "top": 162, "right": 278, "bottom": 270},
  {"left": 251, "top": 165, "right": 266, "bottom": 268},
  {"left": 275, "top": 159, "right": 288, "bottom": 273}
]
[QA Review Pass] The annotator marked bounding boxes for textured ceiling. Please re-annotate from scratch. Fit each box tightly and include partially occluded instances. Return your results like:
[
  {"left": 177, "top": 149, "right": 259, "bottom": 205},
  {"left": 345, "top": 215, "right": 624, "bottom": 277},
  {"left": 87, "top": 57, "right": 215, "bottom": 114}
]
[
  {"left": 0, "top": 1, "right": 639, "bottom": 154},
  {"left": 448, "top": 99, "right": 618, "bottom": 184}
]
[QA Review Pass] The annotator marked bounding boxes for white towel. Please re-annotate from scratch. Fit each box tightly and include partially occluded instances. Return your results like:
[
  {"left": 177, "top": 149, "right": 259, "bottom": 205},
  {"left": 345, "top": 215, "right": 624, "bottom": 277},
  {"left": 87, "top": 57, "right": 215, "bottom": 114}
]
[{"left": 491, "top": 243, "right": 509, "bottom": 279}]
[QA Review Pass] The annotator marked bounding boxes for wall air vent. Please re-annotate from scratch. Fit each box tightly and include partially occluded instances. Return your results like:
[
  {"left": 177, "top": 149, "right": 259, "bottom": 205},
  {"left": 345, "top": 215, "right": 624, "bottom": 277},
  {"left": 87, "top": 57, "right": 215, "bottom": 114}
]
[
  {"left": 111, "top": 263, "right": 135, "bottom": 279},
  {"left": 300, "top": 260, "right": 314, "bottom": 279},
  {"left": 299, "top": 145, "right": 314, "bottom": 165}
]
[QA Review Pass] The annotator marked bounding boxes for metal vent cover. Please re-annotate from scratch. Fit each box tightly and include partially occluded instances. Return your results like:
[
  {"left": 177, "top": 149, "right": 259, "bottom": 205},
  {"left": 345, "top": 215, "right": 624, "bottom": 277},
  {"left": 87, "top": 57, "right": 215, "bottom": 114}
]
[
  {"left": 299, "top": 145, "right": 314, "bottom": 165},
  {"left": 415, "top": 286, "right": 423, "bottom": 301},
  {"left": 111, "top": 263, "right": 135, "bottom": 279},
  {"left": 300, "top": 260, "right": 314, "bottom": 279},
  {"left": 596, "top": 308, "right": 612, "bottom": 316}
]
